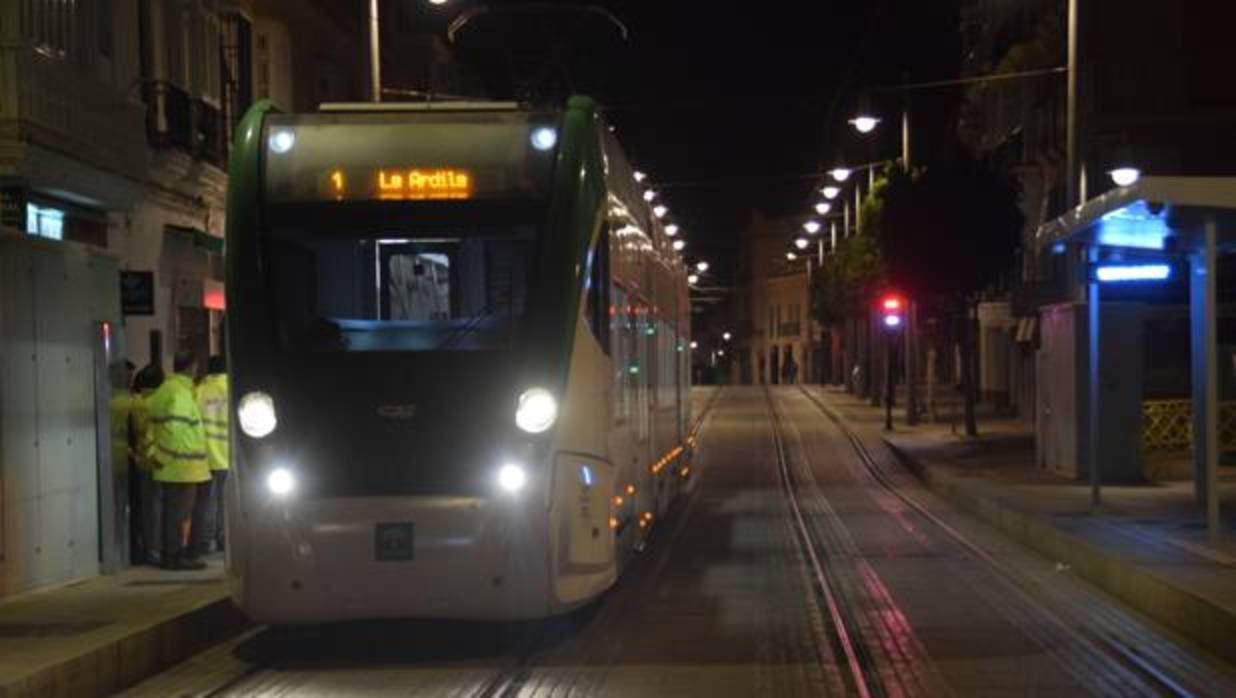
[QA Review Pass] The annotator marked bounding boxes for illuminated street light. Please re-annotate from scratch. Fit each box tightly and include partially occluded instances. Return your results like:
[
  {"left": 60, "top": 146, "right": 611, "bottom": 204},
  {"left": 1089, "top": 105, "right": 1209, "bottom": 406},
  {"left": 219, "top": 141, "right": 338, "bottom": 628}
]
[
  {"left": 672, "top": 239, "right": 685, "bottom": 251},
  {"left": 429, "top": 0, "right": 449, "bottom": 4},
  {"left": 690, "top": 340, "right": 698, "bottom": 349},
  {"left": 717, "top": 349, "right": 725, "bottom": 357},
  {"left": 794, "top": 237, "right": 809, "bottom": 250},
  {"left": 665, "top": 223, "right": 679, "bottom": 236},
  {"left": 722, "top": 331, "right": 732, "bottom": 341},
  {"left": 786, "top": 251, "right": 797, "bottom": 261},
  {"left": 695, "top": 261, "right": 709, "bottom": 273},
  {"left": 803, "top": 220, "right": 821, "bottom": 235},
  {"left": 653, "top": 204, "right": 668, "bottom": 218},
  {"left": 688, "top": 273, "right": 700, "bottom": 284},
  {"left": 633, "top": 170, "right": 647, "bottom": 183},
  {"left": 815, "top": 202, "right": 832, "bottom": 215},
  {"left": 830, "top": 167, "right": 852, "bottom": 182},
  {"left": 822, "top": 185, "right": 841, "bottom": 200},
  {"left": 849, "top": 115, "right": 880, "bottom": 134},
  {"left": 1109, "top": 167, "right": 1141, "bottom": 187},
  {"left": 643, "top": 189, "right": 657, "bottom": 202}
]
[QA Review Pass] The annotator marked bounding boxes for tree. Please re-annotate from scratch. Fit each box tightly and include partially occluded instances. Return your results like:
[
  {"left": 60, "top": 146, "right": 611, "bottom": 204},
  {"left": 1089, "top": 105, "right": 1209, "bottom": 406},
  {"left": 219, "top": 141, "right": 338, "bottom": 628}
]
[{"left": 879, "top": 153, "right": 1024, "bottom": 435}]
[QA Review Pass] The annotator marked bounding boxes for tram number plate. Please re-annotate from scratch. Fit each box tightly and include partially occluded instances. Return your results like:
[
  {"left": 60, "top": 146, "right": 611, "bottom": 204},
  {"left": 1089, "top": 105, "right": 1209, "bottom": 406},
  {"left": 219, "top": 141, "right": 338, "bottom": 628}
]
[{"left": 374, "top": 523, "right": 415, "bottom": 561}]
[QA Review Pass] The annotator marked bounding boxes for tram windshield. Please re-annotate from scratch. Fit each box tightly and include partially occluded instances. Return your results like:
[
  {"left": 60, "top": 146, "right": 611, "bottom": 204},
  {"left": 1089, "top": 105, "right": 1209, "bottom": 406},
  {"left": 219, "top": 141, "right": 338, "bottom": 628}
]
[{"left": 268, "top": 225, "right": 537, "bottom": 353}]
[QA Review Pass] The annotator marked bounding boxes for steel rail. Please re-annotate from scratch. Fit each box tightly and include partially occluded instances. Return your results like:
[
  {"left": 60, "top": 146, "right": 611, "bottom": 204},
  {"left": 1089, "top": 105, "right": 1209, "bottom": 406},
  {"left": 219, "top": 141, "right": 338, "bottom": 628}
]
[
  {"left": 798, "top": 386, "right": 1197, "bottom": 698},
  {"left": 765, "top": 387, "right": 879, "bottom": 698}
]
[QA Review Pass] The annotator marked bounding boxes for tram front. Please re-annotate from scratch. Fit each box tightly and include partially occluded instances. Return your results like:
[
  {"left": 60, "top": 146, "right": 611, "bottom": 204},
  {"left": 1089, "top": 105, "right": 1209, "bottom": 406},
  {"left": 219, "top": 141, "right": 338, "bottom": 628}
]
[{"left": 224, "top": 102, "right": 592, "bottom": 623}]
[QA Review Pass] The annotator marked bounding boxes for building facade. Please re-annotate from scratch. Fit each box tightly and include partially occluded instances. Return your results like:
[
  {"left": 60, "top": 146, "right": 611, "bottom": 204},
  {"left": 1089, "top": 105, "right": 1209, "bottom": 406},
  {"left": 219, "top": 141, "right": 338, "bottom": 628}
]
[
  {"left": 0, "top": 0, "right": 391, "bottom": 596},
  {"left": 730, "top": 212, "right": 818, "bottom": 385}
]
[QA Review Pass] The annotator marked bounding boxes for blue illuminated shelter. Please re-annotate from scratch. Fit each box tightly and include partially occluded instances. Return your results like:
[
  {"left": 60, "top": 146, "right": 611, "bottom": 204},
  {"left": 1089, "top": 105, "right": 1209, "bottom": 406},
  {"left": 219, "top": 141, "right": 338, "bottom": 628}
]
[{"left": 1035, "top": 177, "right": 1236, "bottom": 534}]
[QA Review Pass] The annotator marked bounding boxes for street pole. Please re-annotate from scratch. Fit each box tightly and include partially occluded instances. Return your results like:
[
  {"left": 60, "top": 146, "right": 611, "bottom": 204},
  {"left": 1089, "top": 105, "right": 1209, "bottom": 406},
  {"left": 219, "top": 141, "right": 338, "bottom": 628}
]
[
  {"left": 368, "top": 0, "right": 382, "bottom": 102},
  {"left": 901, "top": 107, "right": 911, "bottom": 171},
  {"left": 907, "top": 300, "right": 919, "bottom": 426},
  {"left": 854, "top": 179, "right": 863, "bottom": 233},
  {"left": 1087, "top": 243, "right": 1101, "bottom": 507},
  {"left": 885, "top": 330, "right": 894, "bottom": 430},
  {"left": 1066, "top": 0, "right": 1078, "bottom": 206}
]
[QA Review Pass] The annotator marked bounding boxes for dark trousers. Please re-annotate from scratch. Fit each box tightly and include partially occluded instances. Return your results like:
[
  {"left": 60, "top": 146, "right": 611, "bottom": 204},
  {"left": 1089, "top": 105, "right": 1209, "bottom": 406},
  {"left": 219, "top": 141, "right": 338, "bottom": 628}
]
[
  {"left": 190, "top": 470, "right": 228, "bottom": 555},
  {"left": 162, "top": 482, "right": 197, "bottom": 558}
]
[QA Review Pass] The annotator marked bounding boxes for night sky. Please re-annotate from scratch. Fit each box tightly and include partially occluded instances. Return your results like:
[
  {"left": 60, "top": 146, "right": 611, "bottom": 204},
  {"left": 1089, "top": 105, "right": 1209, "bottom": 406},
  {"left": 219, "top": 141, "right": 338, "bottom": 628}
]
[{"left": 424, "top": 1, "right": 962, "bottom": 283}]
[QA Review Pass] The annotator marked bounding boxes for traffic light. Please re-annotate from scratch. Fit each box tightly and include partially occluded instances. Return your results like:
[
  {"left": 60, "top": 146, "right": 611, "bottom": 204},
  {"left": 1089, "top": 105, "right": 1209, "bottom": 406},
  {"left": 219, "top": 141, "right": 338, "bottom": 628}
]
[{"left": 880, "top": 294, "right": 904, "bottom": 330}]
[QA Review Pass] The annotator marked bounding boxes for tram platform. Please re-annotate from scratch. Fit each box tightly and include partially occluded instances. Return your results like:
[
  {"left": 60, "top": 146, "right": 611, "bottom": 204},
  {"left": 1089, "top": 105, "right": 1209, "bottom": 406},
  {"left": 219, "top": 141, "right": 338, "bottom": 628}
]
[
  {"left": 0, "top": 556, "right": 244, "bottom": 698},
  {"left": 804, "top": 384, "right": 1236, "bottom": 667}
]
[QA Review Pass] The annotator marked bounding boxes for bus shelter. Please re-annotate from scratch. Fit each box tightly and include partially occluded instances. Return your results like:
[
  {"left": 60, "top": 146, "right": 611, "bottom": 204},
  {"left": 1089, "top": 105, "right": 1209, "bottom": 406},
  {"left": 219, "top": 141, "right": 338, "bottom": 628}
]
[{"left": 1035, "top": 177, "right": 1236, "bottom": 535}]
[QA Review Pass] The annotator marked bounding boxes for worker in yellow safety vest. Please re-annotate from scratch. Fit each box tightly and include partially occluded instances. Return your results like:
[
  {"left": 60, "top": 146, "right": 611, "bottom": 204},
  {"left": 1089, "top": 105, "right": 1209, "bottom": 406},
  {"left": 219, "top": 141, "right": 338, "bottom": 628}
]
[
  {"left": 192, "top": 355, "right": 229, "bottom": 556},
  {"left": 131, "top": 363, "right": 164, "bottom": 566},
  {"left": 147, "top": 350, "right": 211, "bottom": 571}
]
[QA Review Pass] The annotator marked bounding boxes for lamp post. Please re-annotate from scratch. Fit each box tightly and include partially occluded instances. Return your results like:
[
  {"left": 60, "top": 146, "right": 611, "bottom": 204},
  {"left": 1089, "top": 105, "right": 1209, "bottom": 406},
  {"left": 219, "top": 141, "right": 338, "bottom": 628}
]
[{"left": 368, "top": 0, "right": 381, "bottom": 102}]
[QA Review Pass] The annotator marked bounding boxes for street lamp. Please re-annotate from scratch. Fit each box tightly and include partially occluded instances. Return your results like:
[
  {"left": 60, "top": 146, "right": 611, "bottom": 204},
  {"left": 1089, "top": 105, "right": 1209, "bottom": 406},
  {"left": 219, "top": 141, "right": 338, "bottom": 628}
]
[
  {"left": 794, "top": 237, "right": 809, "bottom": 250},
  {"left": 653, "top": 204, "right": 668, "bottom": 218},
  {"left": 664, "top": 224, "right": 679, "bottom": 237},
  {"left": 690, "top": 340, "right": 698, "bottom": 349},
  {"left": 803, "top": 220, "right": 821, "bottom": 235},
  {"left": 687, "top": 273, "right": 700, "bottom": 284},
  {"left": 815, "top": 202, "right": 832, "bottom": 215},
  {"left": 822, "top": 185, "right": 841, "bottom": 200},
  {"left": 695, "top": 261, "right": 709, "bottom": 273},
  {"left": 722, "top": 331, "right": 732, "bottom": 341},
  {"left": 830, "top": 167, "right": 852, "bottom": 182},
  {"left": 786, "top": 251, "right": 798, "bottom": 261},
  {"left": 849, "top": 115, "right": 880, "bottom": 134},
  {"left": 1109, "top": 167, "right": 1141, "bottom": 187},
  {"left": 672, "top": 239, "right": 685, "bottom": 251},
  {"left": 643, "top": 189, "right": 656, "bottom": 202},
  {"left": 633, "top": 170, "right": 647, "bottom": 183}
]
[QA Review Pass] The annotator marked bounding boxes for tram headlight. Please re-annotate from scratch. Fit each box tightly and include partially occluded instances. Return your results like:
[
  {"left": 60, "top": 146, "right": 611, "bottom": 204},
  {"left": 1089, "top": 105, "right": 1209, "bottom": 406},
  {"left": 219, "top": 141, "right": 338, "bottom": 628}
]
[
  {"left": 268, "top": 129, "right": 295, "bottom": 154},
  {"left": 238, "top": 391, "right": 278, "bottom": 438},
  {"left": 266, "top": 467, "right": 295, "bottom": 496},
  {"left": 515, "top": 388, "right": 558, "bottom": 434},
  {"left": 496, "top": 463, "right": 528, "bottom": 494},
  {"left": 530, "top": 127, "right": 558, "bottom": 151}
]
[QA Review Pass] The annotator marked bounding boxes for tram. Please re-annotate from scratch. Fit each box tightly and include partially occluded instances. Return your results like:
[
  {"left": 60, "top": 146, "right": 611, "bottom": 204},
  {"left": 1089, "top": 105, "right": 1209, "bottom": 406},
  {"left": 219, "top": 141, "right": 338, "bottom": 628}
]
[{"left": 222, "top": 96, "right": 693, "bottom": 623}]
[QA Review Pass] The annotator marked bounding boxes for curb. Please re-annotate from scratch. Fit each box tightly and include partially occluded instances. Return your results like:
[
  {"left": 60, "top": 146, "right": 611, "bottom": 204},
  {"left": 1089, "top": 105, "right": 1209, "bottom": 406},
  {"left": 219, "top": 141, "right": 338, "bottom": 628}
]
[
  {"left": 0, "top": 595, "right": 248, "bottom": 698},
  {"left": 882, "top": 439, "right": 1236, "bottom": 667}
]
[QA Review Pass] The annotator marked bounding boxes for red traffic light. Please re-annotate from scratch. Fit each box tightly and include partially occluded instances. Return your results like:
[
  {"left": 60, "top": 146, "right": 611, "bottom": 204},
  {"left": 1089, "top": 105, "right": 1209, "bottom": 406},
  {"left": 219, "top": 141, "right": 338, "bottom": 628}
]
[{"left": 879, "top": 294, "right": 905, "bottom": 330}]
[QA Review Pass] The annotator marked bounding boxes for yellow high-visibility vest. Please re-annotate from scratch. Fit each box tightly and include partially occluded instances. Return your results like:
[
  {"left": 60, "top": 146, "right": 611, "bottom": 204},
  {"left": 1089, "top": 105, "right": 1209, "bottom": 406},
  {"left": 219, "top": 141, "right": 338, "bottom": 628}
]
[
  {"left": 147, "top": 373, "right": 210, "bottom": 484},
  {"left": 195, "top": 373, "right": 230, "bottom": 471}
]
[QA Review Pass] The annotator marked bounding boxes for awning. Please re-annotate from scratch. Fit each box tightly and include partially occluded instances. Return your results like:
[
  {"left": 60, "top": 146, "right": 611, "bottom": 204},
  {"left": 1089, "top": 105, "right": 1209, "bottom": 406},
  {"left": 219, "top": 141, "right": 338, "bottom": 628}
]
[{"left": 1033, "top": 177, "right": 1236, "bottom": 254}]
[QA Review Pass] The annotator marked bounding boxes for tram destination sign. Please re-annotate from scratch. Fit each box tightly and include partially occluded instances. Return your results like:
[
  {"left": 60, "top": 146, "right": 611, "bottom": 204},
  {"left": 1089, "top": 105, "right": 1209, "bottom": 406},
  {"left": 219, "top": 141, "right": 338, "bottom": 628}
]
[
  {"left": 326, "top": 166, "right": 475, "bottom": 201},
  {"left": 261, "top": 114, "right": 556, "bottom": 204}
]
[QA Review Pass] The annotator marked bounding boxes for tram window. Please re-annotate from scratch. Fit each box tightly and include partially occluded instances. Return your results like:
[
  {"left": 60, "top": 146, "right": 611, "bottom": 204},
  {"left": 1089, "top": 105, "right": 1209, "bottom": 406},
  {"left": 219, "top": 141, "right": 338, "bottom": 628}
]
[
  {"left": 268, "top": 227, "right": 535, "bottom": 352},
  {"left": 583, "top": 227, "right": 610, "bottom": 354}
]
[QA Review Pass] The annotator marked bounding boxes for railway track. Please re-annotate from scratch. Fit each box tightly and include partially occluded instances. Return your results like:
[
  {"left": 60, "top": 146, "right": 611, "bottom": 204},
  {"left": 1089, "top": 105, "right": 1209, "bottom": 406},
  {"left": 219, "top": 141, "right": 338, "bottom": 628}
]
[
  {"left": 793, "top": 385, "right": 1212, "bottom": 698},
  {"left": 764, "top": 387, "right": 882, "bottom": 698}
]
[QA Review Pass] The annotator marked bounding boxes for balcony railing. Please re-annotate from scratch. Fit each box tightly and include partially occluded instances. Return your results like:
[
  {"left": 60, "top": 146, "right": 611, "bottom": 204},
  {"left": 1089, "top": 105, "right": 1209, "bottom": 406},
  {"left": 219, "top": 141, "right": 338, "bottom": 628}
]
[
  {"left": 144, "top": 81, "right": 227, "bottom": 168},
  {"left": 0, "top": 45, "right": 146, "bottom": 180}
]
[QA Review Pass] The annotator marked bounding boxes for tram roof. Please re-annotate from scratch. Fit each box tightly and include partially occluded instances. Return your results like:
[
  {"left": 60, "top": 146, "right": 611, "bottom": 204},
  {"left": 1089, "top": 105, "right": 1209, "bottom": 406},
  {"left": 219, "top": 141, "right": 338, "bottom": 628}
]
[{"left": 318, "top": 101, "right": 525, "bottom": 113}]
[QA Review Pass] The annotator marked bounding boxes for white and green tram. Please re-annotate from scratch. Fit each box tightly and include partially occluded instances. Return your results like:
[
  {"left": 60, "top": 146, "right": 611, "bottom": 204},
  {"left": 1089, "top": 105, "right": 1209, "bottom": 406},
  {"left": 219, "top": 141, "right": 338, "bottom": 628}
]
[{"left": 223, "top": 96, "right": 694, "bottom": 623}]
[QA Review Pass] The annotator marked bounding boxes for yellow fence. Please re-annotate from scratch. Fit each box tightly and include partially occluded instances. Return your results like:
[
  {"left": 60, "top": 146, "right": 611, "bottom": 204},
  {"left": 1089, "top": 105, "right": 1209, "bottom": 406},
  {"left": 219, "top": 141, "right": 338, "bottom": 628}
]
[{"left": 1141, "top": 399, "right": 1236, "bottom": 453}]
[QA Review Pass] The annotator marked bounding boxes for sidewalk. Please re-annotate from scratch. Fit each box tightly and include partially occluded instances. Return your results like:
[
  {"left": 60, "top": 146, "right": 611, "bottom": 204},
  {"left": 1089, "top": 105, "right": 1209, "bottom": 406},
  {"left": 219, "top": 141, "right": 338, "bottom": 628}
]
[
  {"left": 807, "top": 385, "right": 1236, "bottom": 666},
  {"left": 0, "top": 557, "right": 246, "bottom": 698}
]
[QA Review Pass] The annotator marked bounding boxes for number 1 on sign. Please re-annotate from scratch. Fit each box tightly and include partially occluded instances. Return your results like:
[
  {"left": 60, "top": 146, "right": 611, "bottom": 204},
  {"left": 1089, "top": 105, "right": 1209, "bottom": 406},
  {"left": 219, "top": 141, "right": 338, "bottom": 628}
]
[{"left": 330, "top": 170, "right": 345, "bottom": 197}]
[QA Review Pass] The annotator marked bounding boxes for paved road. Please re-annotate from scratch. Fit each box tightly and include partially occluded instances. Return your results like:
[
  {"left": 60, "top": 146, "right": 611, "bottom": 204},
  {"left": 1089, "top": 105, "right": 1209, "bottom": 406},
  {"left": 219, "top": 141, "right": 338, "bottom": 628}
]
[{"left": 120, "top": 387, "right": 1236, "bottom": 697}]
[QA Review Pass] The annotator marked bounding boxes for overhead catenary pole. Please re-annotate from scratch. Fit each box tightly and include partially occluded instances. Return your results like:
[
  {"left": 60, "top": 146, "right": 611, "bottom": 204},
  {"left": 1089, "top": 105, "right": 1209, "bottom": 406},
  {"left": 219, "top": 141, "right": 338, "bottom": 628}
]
[
  {"left": 368, "top": 0, "right": 382, "bottom": 102},
  {"left": 1066, "top": 0, "right": 1079, "bottom": 206}
]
